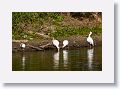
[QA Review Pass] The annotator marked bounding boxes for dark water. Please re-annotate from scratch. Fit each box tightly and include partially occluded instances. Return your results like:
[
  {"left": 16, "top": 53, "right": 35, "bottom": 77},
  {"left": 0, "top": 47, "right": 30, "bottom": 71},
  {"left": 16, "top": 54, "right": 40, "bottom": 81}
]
[{"left": 12, "top": 46, "right": 102, "bottom": 71}]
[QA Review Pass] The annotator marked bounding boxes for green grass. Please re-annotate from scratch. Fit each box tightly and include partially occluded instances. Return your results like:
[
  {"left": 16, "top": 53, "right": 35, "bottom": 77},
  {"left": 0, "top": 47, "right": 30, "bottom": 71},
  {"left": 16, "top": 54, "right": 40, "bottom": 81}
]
[
  {"left": 50, "top": 26, "right": 102, "bottom": 38},
  {"left": 12, "top": 12, "right": 102, "bottom": 40}
]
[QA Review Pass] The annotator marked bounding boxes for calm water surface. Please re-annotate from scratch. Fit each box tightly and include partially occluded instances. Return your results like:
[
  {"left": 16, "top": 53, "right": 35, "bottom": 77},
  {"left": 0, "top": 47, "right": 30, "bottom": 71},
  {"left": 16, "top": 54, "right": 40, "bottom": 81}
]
[{"left": 12, "top": 46, "right": 102, "bottom": 71}]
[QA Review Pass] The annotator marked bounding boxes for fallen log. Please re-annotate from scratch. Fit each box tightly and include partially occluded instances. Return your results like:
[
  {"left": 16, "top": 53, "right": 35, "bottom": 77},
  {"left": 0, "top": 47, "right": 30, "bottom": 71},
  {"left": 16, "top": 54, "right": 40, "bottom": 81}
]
[
  {"left": 39, "top": 42, "right": 52, "bottom": 49},
  {"left": 27, "top": 44, "right": 43, "bottom": 51}
]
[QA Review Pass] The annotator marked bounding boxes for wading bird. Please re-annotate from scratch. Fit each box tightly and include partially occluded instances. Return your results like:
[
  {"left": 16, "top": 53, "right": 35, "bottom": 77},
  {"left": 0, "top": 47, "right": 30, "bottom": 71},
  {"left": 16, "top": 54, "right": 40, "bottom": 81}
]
[
  {"left": 52, "top": 39, "right": 60, "bottom": 51},
  {"left": 63, "top": 40, "right": 69, "bottom": 48},
  {"left": 87, "top": 31, "right": 94, "bottom": 47},
  {"left": 20, "top": 43, "right": 26, "bottom": 50},
  {"left": 52, "top": 38, "right": 69, "bottom": 51}
]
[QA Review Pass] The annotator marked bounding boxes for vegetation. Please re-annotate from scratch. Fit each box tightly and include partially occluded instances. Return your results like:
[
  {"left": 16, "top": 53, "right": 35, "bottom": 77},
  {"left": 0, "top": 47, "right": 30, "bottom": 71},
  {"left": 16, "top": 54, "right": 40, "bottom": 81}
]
[
  {"left": 12, "top": 12, "right": 102, "bottom": 40},
  {"left": 50, "top": 26, "right": 101, "bottom": 38}
]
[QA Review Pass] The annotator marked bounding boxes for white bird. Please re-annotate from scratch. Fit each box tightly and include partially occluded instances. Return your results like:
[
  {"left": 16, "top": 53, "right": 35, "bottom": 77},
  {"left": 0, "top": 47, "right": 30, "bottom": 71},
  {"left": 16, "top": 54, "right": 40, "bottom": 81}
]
[
  {"left": 87, "top": 31, "right": 94, "bottom": 47},
  {"left": 63, "top": 40, "right": 69, "bottom": 48},
  {"left": 52, "top": 39, "right": 60, "bottom": 51},
  {"left": 20, "top": 43, "right": 26, "bottom": 50}
]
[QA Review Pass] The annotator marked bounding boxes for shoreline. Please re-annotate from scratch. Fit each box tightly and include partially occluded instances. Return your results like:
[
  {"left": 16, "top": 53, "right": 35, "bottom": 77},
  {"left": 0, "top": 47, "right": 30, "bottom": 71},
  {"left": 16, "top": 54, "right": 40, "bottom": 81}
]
[{"left": 12, "top": 35, "right": 102, "bottom": 52}]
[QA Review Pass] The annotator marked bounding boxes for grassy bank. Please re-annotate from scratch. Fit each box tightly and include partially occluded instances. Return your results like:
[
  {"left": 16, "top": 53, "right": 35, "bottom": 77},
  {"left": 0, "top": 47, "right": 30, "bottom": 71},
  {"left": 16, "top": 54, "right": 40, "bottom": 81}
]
[
  {"left": 12, "top": 12, "right": 102, "bottom": 51},
  {"left": 12, "top": 12, "right": 102, "bottom": 39}
]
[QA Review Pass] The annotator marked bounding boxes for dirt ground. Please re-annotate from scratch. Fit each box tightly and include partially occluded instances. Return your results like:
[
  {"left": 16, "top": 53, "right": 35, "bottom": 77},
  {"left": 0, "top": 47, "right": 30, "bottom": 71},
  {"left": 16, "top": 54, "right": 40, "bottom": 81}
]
[{"left": 12, "top": 35, "right": 102, "bottom": 52}]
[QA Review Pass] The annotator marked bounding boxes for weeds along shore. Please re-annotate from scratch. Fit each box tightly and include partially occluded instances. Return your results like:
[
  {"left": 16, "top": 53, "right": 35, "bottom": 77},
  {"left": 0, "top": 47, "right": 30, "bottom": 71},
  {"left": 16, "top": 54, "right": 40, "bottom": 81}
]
[{"left": 12, "top": 12, "right": 102, "bottom": 52}]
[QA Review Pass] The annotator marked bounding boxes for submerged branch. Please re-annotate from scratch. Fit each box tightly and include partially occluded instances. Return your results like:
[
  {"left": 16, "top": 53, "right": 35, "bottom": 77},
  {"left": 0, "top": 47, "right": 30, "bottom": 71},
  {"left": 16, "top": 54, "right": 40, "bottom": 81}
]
[{"left": 27, "top": 44, "right": 43, "bottom": 51}]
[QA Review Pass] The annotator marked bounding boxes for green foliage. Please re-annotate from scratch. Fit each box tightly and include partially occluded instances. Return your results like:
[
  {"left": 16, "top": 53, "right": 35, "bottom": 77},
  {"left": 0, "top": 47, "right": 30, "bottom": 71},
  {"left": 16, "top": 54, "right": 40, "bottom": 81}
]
[
  {"left": 50, "top": 26, "right": 102, "bottom": 38},
  {"left": 12, "top": 12, "right": 102, "bottom": 40},
  {"left": 12, "top": 12, "right": 63, "bottom": 40},
  {"left": 12, "top": 12, "right": 63, "bottom": 25}
]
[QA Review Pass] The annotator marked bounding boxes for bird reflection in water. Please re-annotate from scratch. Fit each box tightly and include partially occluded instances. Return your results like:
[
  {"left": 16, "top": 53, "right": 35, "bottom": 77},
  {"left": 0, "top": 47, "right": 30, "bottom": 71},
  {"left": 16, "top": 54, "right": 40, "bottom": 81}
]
[
  {"left": 21, "top": 53, "right": 26, "bottom": 70},
  {"left": 63, "top": 50, "right": 68, "bottom": 69},
  {"left": 87, "top": 48, "right": 94, "bottom": 70},
  {"left": 53, "top": 51, "right": 59, "bottom": 70}
]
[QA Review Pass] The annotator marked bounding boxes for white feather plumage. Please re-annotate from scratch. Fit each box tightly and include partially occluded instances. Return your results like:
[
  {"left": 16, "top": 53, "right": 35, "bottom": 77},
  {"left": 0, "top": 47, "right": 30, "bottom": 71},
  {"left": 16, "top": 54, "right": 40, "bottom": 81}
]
[
  {"left": 87, "top": 32, "right": 94, "bottom": 46},
  {"left": 20, "top": 43, "right": 26, "bottom": 48},
  {"left": 63, "top": 40, "right": 69, "bottom": 48},
  {"left": 52, "top": 39, "right": 60, "bottom": 50}
]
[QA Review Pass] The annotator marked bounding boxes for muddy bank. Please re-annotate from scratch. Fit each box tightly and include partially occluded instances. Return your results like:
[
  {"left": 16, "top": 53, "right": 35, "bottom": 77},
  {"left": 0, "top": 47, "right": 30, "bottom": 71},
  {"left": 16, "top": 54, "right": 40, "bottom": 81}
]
[{"left": 12, "top": 35, "right": 102, "bottom": 52}]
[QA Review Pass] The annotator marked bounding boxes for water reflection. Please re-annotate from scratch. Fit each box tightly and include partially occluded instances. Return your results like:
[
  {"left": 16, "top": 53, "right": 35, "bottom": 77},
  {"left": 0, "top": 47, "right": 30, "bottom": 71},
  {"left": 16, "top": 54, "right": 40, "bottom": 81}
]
[
  {"left": 53, "top": 51, "right": 60, "bottom": 70},
  {"left": 13, "top": 46, "right": 102, "bottom": 71},
  {"left": 63, "top": 50, "right": 68, "bottom": 69},
  {"left": 87, "top": 48, "right": 94, "bottom": 70},
  {"left": 21, "top": 53, "right": 26, "bottom": 70}
]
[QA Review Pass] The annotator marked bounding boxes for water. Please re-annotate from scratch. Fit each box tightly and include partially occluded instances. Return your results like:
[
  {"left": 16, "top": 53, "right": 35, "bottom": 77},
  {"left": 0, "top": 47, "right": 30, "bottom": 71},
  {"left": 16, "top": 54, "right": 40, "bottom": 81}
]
[{"left": 12, "top": 46, "right": 102, "bottom": 71}]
